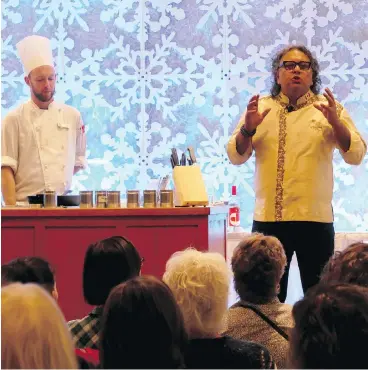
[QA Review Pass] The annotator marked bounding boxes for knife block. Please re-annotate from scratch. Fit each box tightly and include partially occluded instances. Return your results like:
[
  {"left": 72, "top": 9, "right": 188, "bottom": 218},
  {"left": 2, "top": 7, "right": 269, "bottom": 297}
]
[{"left": 172, "top": 165, "right": 209, "bottom": 206}]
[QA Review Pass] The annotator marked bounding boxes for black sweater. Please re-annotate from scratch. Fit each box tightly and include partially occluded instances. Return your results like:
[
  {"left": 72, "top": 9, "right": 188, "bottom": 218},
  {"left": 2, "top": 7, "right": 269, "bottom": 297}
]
[{"left": 184, "top": 336, "right": 275, "bottom": 369}]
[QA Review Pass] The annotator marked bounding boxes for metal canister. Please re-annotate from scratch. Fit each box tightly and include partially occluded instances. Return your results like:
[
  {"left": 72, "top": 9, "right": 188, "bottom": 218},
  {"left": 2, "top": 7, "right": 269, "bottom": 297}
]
[
  {"left": 29, "top": 203, "right": 42, "bottom": 209},
  {"left": 107, "top": 191, "right": 121, "bottom": 208},
  {"left": 43, "top": 191, "right": 57, "bottom": 208},
  {"left": 127, "top": 190, "right": 140, "bottom": 208},
  {"left": 160, "top": 190, "right": 174, "bottom": 208},
  {"left": 80, "top": 191, "right": 94, "bottom": 208},
  {"left": 143, "top": 190, "right": 157, "bottom": 208},
  {"left": 95, "top": 191, "right": 108, "bottom": 208}
]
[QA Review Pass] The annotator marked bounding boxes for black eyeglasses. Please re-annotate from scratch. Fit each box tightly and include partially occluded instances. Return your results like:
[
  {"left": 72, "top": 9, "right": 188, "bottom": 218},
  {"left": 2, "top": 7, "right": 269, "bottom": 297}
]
[{"left": 279, "top": 61, "right": 311, "bottom": 71}]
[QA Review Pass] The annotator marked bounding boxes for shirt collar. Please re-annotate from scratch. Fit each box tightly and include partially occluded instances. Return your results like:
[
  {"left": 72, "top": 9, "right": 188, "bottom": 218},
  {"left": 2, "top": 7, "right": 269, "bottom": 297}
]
[
  {"left": 90, "top": 306, "right": 104, "bottom": 317},
  {"left": 29, "top": 99, "right": 57, "bottom": 111},
  {"left": 240, "top": 296, "right": 281, "bottom": 305},
  {"left": 277, "top": 90, "right": 315, "bottom": 108}
]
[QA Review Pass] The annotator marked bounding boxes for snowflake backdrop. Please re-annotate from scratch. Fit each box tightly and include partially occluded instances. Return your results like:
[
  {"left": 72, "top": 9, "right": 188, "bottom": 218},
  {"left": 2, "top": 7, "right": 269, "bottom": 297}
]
[{"left": 1, "top": 0, "right": 367, "bottom": 231}]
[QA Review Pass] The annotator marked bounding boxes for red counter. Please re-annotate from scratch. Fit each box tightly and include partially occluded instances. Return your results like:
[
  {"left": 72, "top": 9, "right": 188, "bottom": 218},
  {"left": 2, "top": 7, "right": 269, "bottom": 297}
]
[{"left": 1, "top": 206, "right": 227, "bottom": 320}]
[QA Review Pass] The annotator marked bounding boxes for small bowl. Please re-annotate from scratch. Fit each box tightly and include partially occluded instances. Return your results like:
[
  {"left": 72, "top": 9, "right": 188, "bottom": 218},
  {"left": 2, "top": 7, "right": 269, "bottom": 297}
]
[
  {"left": 57, "top": 195, "right": 81, "bottom": 207},
  {"left": 28, "top": 194, "right": 44, "bottom": 206}
]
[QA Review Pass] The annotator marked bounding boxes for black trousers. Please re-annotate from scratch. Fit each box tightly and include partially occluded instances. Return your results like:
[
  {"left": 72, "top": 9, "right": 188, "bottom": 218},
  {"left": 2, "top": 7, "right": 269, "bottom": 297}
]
[{"left": 252, "top": 220, "right": 335, "bottom": 302}]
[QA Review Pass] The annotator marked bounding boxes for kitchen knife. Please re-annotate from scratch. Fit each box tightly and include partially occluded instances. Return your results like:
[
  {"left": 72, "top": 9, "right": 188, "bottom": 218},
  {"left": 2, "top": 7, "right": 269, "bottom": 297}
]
[
  {"left": 170, "top": 155, "right": 175, "bottom": 168},
  {"left": 171, "top": 148, "right": 180, "bottom": 166},
  {"left": 180, "top": 153, "right": 186, "bottom": 166},
  {"left": 187, "top": 146, "right": 197, "bottom": 164}
]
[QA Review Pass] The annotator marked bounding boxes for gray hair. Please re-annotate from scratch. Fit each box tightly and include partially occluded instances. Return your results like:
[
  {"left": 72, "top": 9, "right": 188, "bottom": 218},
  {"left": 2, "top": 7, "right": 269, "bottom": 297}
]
[{"left": 270, "top": 45, "right": 322, "bottom": 97}]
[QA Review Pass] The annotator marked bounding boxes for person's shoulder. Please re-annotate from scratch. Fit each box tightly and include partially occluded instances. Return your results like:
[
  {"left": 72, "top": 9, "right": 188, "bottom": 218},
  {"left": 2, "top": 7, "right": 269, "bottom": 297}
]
[
  {"left": 258, "top": 94, "right": 274, "bottom": 102},
  {"left": 223, "top": 336, "right": 274, "bottom": 366},
  {"left": 3, "top": 102, "right": 28, "bottom": 120},
  {"left": 68, "top": 313, "right": 92, "bottom": 330},
  {"left": 259, "top": 94, "right": 273, "bottom": 101},
  {"left": 2, "top": 103, "right": 28, "bottom": 129},
  {"left": 259, "top": 95, "right": 276, "bottom": 107}
]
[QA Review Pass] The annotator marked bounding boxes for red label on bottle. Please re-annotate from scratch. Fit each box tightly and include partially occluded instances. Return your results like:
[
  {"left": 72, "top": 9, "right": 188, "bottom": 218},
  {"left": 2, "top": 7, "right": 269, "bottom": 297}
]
[{"left": 229, "top": 206, "right": 240, "bottom": 226}]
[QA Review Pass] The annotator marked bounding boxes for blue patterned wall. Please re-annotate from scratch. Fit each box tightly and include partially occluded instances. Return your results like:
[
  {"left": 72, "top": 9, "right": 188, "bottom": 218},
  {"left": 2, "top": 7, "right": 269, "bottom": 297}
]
[{"left": 2, "top": 0, "right": 367, "bottom": 231}]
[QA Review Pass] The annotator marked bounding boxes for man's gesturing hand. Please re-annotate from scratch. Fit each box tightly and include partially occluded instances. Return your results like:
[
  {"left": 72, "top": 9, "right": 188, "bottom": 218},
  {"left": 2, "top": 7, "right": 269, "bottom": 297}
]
[{"left": 244, "top": 95, "right": 271, "bottom": 131}]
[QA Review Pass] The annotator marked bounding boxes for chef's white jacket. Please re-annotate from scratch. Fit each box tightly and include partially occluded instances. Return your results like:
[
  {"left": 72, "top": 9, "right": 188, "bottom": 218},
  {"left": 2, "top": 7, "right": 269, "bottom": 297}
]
[{"left": 2, "top": 100, "right": 87, "bottom": 202}]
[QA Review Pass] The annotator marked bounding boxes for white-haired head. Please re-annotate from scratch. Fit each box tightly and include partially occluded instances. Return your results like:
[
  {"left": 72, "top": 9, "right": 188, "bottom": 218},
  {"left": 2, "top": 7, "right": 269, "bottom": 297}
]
[{"left": 163, "top": 248, "right": 230, "bottom": 338}]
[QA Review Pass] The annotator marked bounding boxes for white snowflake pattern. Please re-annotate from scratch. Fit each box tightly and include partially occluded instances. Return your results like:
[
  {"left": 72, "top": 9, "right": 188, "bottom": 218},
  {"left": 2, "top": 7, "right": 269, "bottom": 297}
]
[
  {"left": 33, "top": 0, "right": 90, "bottom": 32},
  {"left": 1, "top": 35, "right": 26, "bottom": 114},
  {"left": 101, "top": 0, "right": 185, "bottom": 42},
  {"left": 95, "top": 110, "right": 186, "bottom": 190},
  {"left": 1, "top": 0, "right": 22, "bottom": 30},
  {"left": 66, "top": 32, "right": 222, "bottom": 121},
  {"left": 333, "top": 198, "right": 368, "bottom": 232},
  {"left": 264, "top": 0, "right": 353, "bottom": 45},
  {"left": 197, "top": 0, "right": 255, "bottom": 29},
  {"left": 99, "top": 121, "right": 141, "bottom": 190},
  {"left": 197, "top": 123, "right": 255, "bottom": 200}
]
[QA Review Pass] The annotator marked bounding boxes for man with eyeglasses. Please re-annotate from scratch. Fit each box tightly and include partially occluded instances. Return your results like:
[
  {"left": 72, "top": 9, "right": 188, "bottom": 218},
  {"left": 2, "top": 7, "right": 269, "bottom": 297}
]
[{"left": 227, "top": 45, "right": 366, "bottom": 302}]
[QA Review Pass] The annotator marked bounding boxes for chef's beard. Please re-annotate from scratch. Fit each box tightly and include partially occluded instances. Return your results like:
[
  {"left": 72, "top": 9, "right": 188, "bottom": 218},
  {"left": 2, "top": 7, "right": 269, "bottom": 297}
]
[{"left": 33, "top": 88, "right": 55, "bottom": 103}]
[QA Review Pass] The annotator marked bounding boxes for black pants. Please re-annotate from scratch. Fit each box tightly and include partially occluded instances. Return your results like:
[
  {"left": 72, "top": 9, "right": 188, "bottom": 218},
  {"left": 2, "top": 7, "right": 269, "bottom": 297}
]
[{"left": 252, "top": 220, "right": 335, "bottom": 302}]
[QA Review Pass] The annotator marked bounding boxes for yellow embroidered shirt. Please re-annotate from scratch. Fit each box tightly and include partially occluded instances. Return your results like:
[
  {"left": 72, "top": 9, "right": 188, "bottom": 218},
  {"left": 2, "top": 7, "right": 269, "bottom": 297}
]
[{"left": 227, "top": 91, "right": 367, "bottom": 222}]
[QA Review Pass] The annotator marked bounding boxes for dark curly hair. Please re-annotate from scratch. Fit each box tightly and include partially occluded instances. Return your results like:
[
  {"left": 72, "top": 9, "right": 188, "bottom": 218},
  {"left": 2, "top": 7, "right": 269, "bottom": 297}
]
[
  {"left": 320, "top": 242, "right": 368, "bottom": 287},
  {"left": 231, "top": 233, "right": 286, "bottom": 303},
  {"left": 1, "top": 257, "right": 55, "bottom": 295},
  {"left": 270, "top": 45, "right": 322, "bottom": 97},
  {"left": 290, "top": 283, "right": 368, "bottom": 369}
]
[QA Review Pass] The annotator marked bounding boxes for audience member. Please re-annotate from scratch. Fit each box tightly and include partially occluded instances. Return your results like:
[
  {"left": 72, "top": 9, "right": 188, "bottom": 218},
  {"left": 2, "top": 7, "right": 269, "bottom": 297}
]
[
  {"left": 320, "top": 241, "right": 368, "bottom": 286},
  {"left": 164, "top": 248, "right": 275, "bottom": 369},
  {"left": 224, "top": 233, "right": 292, "bottom": 368},
  {"left": 1, "top": 283, "right": 78, "bottom": 369},
  {"left": 2, "top": 256, "right": 58, "bottom": 299},
  {"left": 289, "top": 282, "right": 368, "bottom": 368},
  {"left": 68, "top": 235, "right": 142, "bottom": 349},
  {"left": 100, "top": 275, "right": 187, "bottom": 369}
]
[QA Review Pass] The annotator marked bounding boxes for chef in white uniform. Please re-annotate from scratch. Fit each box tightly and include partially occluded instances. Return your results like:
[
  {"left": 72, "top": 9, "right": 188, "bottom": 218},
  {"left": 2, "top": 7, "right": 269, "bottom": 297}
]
[{"left": 1, "top": 35, "right": 87, "bottom": 205}]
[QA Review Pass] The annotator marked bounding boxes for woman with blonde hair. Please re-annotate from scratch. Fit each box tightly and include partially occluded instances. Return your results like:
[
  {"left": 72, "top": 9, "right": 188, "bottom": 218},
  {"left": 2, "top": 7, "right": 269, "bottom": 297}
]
[
  {"left": 2, "top": 283, "right": 78, "bottom": 369},
  {"left": 163, "top": 248, "right": 275, "bottom": 369}
]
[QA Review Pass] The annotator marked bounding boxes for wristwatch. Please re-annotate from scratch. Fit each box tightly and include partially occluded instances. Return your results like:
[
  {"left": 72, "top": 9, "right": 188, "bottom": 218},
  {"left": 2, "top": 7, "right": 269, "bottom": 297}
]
[{"left": 240, "top": 125, "right": 256, "bottom": 137}]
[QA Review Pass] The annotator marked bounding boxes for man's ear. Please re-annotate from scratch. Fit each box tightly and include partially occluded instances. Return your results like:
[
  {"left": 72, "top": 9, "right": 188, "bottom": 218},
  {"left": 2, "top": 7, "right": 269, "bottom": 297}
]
[
  {"left": 52, "top": 283, "right": 59, "bottom": 300},
  {"left": 25, "top": 75, "right": 30, "bottom": 86}
]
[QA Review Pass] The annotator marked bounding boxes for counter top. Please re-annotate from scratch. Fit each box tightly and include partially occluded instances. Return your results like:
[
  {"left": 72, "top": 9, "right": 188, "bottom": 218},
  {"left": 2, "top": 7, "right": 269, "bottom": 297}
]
[{"left": 1, "top": 205, "right": 228, "bottom": 218}]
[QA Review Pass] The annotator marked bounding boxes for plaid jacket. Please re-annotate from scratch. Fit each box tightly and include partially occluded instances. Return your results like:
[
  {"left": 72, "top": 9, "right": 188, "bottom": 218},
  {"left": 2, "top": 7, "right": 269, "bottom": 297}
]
[{"left": 68, "top": 306, "right": 103, "bottom": 349}]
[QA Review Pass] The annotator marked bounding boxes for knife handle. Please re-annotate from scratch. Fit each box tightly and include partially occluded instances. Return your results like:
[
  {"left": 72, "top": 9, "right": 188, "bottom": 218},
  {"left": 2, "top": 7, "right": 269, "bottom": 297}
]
[
  {"left": 180, "top": 153, "right": 186, "bottom": 166},
  {"left": 171, "top": 148, "right": 179, "bottom": 166},
  {"left": 187, "top": 146, "right": 197, "bottom": 164}
]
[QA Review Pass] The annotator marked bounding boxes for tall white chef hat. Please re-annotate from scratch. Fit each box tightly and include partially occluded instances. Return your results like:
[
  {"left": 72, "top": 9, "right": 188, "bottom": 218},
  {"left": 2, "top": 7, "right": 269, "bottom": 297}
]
[{"left": 16, "top": 35, "right": 54, "bottom": 75}]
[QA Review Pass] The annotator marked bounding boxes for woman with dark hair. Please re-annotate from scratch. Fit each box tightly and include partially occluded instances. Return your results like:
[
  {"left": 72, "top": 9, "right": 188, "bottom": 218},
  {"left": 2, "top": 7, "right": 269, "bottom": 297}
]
[
  {"left": 224, "top": 233, "right": 292, "bottom": 368},
  {"left": 68, "top": 235, "right": 142, "bottom": 349},
  {"left": 290, "top": 283, "right": 368, "bottom": 369},
  {"left": 320, "top": 241, "right": 368, "bottom": 286},
  {"left": 100, "top": 275, "right": 187, "bottom": 369}
]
